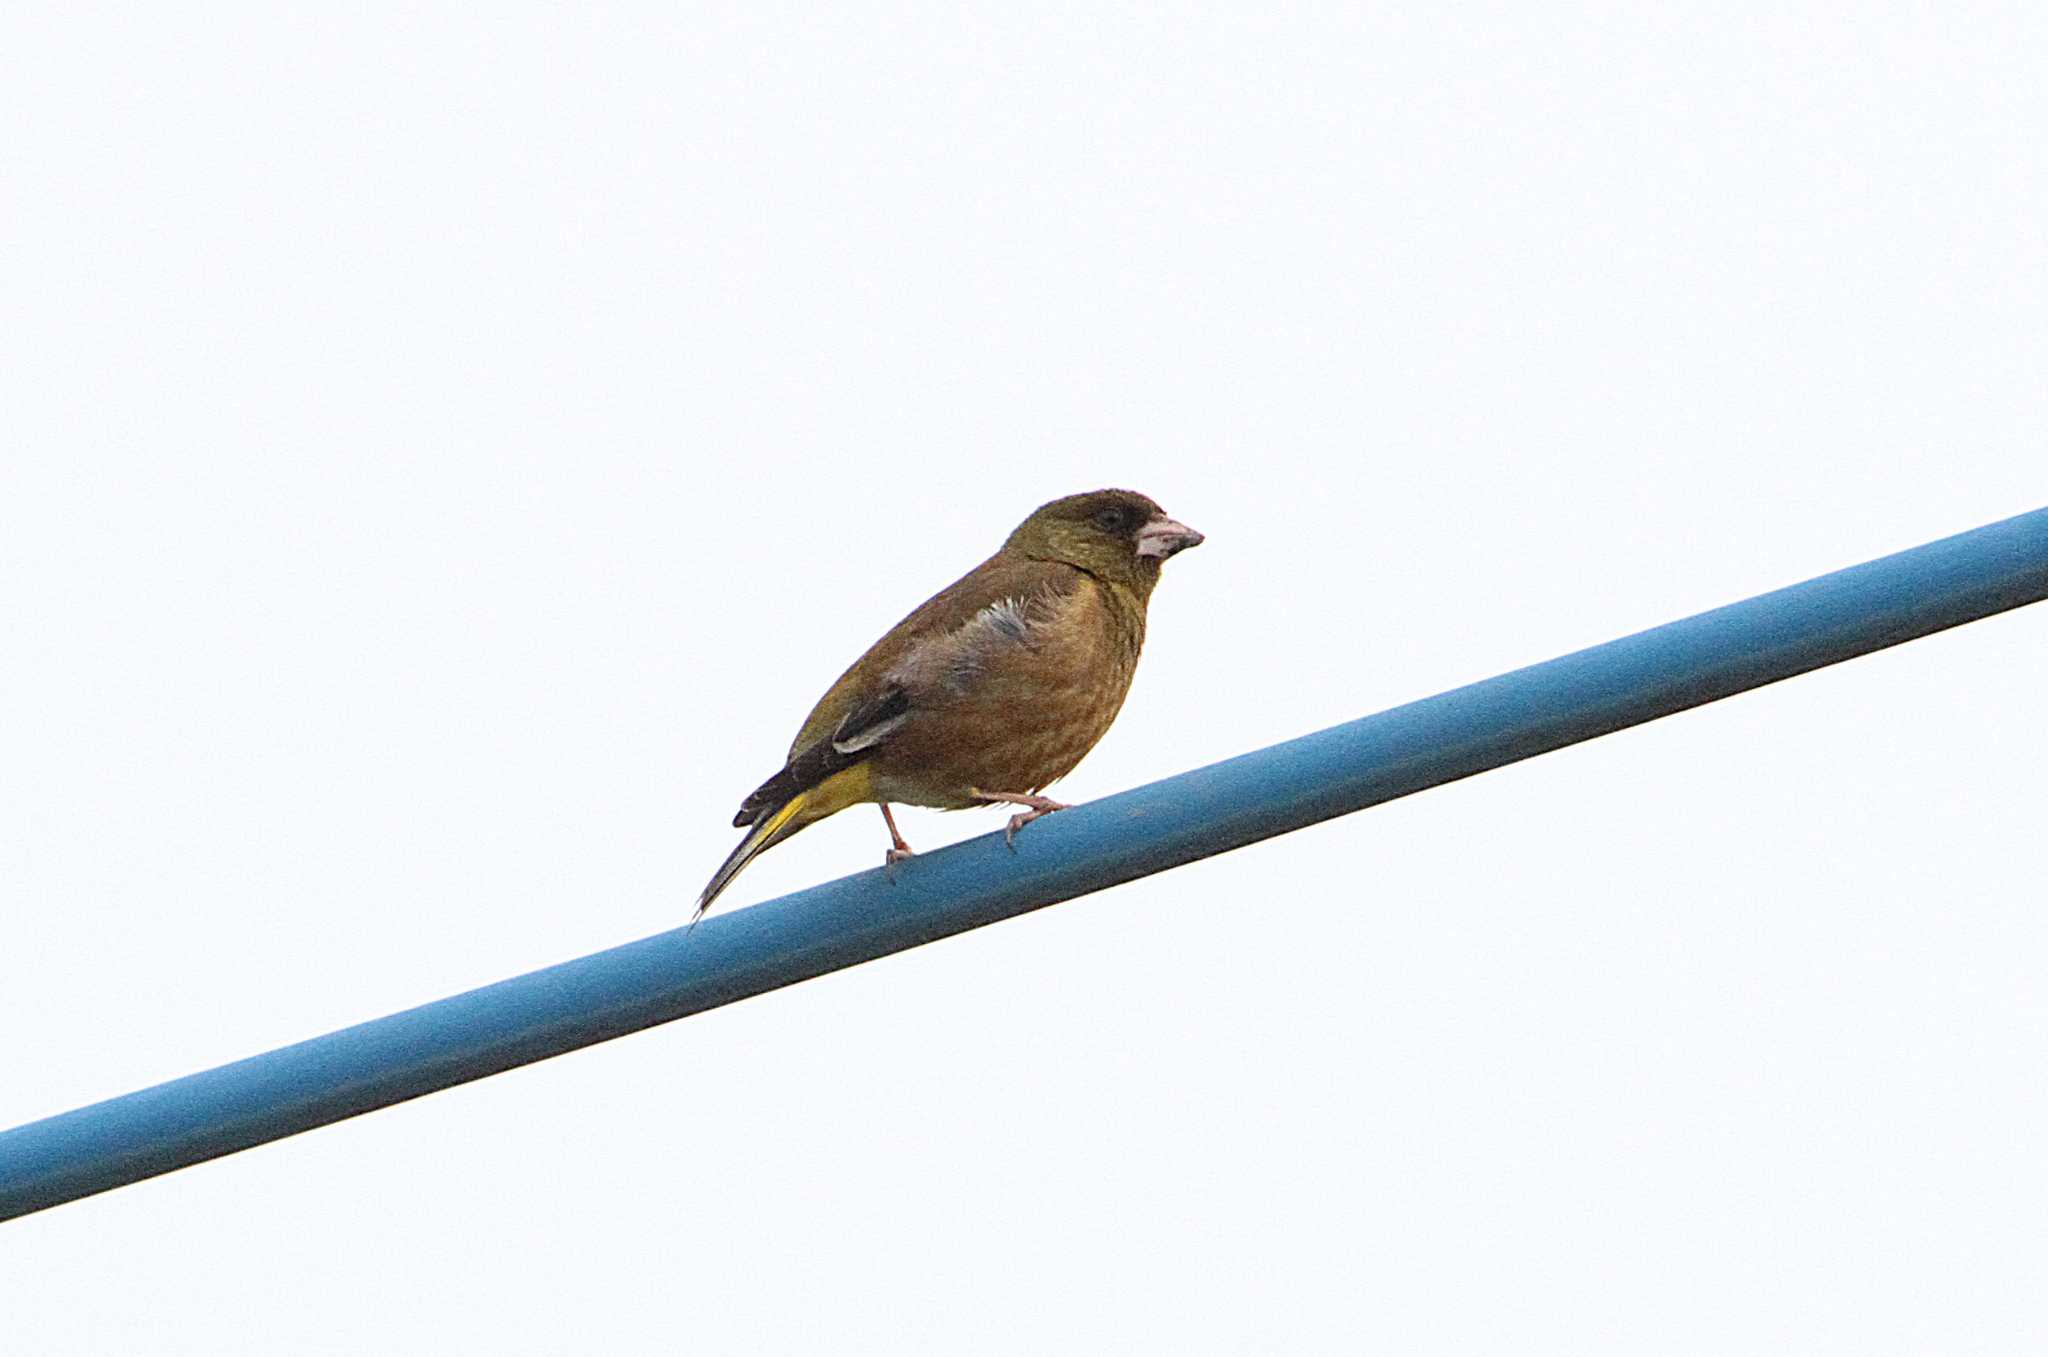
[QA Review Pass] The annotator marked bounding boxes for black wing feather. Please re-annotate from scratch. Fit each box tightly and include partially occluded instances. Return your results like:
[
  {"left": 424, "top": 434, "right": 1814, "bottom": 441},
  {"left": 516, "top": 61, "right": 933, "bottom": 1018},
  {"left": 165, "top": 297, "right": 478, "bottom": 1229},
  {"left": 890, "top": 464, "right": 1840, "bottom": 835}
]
[{"left": 731, "top": 687, "right": 910, "bottom": 827}]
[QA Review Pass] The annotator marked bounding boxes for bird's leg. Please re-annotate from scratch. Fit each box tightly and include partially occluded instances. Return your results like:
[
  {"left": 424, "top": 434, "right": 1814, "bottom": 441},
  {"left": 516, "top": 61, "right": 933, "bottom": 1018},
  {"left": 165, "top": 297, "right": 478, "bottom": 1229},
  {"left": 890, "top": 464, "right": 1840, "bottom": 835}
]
[
  {"left": 879, "top": 803, "right": 916, "bottom": 865},
  {"left": 968, "top": 788, "right": 1072, "bottom": 849}
]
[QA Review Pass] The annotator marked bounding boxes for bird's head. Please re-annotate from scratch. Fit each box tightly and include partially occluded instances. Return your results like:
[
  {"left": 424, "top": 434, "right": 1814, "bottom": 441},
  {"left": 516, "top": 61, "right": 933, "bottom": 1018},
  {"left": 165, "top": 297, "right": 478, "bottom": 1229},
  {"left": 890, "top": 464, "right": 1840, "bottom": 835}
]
[{"left": 1005, "top": 489, "right": 1204, "bottom": 597}]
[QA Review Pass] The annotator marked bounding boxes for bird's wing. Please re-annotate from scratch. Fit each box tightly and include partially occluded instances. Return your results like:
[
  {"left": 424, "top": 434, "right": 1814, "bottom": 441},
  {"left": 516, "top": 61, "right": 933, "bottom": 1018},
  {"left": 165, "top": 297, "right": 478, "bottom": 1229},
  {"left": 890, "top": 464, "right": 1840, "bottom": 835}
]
[{"left": 732, "top": 554, "right": 1080, "bottom": 826}]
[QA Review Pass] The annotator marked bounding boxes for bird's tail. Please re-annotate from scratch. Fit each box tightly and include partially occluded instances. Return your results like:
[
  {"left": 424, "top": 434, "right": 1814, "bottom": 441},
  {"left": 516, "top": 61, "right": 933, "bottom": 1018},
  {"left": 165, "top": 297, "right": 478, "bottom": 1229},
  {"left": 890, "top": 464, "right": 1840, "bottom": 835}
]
[{"left": 693, "top": 791, "right": 811, "bottom": 927}]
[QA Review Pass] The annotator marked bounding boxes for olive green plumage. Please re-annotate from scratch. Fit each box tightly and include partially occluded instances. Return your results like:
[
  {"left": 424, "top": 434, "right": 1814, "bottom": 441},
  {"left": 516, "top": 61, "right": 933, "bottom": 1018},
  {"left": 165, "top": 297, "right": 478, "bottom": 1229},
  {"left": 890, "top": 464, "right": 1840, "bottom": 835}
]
[{"left": 694, "top": 489, "right": 1204, "bottom": 920}]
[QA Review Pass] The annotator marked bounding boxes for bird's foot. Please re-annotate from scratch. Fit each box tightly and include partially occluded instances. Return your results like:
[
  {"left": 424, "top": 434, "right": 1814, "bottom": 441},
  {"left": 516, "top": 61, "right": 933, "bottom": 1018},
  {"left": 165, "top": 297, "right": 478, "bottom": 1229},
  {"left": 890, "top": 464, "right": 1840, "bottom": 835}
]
[
  {"left": 970, "top": 789, "right": 1072, "bottom": 850},
  {"left": 1002, "top": 810, "right": 1053, "bottom": 848},
  {"left": 879, "top": 804, "right": 916, "bottom": 874}
]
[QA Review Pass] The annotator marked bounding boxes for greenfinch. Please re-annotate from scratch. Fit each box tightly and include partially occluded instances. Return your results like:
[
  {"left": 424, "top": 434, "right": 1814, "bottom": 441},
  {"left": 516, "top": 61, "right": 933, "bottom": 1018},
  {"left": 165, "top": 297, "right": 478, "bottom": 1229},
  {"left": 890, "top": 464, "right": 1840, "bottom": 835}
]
[{"left": 694, "top": 489, "right": 1205, "bottom": 920}]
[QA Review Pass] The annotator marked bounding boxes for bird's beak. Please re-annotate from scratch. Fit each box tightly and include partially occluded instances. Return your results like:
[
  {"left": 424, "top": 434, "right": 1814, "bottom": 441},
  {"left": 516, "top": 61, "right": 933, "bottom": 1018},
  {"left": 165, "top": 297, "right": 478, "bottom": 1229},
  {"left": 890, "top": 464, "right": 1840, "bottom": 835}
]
[{"left": 1136, "top": 516, "right": 1205, "bottom": 560}]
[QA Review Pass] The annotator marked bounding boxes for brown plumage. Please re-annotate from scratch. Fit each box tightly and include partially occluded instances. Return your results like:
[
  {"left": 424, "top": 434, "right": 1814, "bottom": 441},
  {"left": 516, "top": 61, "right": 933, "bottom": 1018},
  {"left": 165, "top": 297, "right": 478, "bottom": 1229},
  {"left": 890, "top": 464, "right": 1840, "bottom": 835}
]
[{"left": 695, "top": 489, "right": 1204, "bottom": 920}]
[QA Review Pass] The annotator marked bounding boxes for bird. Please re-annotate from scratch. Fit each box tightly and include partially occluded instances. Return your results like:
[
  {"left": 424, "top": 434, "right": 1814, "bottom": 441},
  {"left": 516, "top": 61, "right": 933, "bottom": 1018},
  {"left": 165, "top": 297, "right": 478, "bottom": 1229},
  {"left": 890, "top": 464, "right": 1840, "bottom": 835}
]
[{"left": 693, "top": 488, "right": 1205, "bottom": 922}]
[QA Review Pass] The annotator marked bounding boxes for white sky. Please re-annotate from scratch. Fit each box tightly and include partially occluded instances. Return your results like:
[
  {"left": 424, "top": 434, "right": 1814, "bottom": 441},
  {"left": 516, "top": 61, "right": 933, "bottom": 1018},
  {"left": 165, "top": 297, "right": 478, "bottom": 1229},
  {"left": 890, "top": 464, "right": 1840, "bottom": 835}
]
[{"left": 3, "top": 5, "right": 2044, "bottom": 1352}]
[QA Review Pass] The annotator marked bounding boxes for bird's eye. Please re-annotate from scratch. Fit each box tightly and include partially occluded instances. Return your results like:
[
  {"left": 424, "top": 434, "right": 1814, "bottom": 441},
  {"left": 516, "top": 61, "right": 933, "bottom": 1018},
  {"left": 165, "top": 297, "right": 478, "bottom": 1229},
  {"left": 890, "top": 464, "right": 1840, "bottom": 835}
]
[{"left": 1092, "top": 508, "right": 1126, "bottom": 532}]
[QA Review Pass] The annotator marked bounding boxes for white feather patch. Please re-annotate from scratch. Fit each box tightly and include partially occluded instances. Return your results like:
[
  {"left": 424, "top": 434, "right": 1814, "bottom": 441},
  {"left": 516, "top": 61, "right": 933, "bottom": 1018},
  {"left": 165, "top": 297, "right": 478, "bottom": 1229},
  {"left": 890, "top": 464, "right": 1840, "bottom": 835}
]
[
  {"left": 973, "top": 596, "right": 1033, "bottom": 644},
  {"left": 832, "top": 709, "right": 909, "bottom": 754}
]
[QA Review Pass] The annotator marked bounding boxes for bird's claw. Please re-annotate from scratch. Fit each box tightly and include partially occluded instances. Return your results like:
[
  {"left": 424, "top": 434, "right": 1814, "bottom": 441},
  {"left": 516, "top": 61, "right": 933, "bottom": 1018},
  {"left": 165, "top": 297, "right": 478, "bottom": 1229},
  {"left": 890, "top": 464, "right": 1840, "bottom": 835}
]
[
  {"left": 882, "top": 846, "right": 914, "bottom": 885},
  {"left": 1002, "top": 801, "right": 1069, "bottom": 850},
  {"left": 970, "top": 788, "right": 1071, "bottom": 852}
]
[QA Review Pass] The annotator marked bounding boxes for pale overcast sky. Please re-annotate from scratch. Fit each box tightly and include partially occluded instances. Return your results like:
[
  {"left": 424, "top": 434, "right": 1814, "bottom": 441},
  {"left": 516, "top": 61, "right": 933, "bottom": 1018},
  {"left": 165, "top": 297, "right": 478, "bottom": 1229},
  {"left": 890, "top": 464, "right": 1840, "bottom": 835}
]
[{"left": 4, "top": 5, "right": 2044, "bottom": 1353}]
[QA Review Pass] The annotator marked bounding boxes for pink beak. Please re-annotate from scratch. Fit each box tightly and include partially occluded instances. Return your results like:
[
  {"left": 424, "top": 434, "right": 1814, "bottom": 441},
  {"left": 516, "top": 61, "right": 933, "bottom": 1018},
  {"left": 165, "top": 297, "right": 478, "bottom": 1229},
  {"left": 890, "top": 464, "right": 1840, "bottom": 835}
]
[{"left": 1136, "top": 516, "right": 1205, "bottom": 560}]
